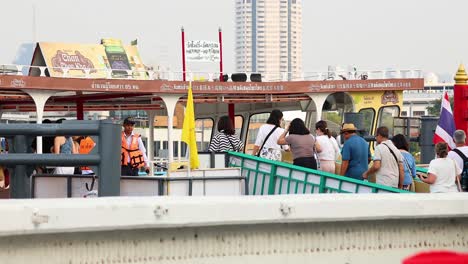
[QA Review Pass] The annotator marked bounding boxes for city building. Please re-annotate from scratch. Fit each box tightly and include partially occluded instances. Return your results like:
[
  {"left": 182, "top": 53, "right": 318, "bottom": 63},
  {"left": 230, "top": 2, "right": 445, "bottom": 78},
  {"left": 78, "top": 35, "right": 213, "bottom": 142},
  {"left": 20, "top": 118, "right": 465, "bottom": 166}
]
[
  {"left": 402, "top": 83, "right": 454, "bottom": 117},
  {"left": 235, "top": 0, "right": 302, "bottom": 81}
]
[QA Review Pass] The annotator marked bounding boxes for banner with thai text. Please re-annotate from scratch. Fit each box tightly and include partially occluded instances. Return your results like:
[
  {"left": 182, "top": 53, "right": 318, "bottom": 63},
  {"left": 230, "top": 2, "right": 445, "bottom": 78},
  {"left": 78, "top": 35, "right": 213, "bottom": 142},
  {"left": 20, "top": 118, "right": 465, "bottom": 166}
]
[{"left": 185, "top": 40, "right": 220, "bottom": 62}]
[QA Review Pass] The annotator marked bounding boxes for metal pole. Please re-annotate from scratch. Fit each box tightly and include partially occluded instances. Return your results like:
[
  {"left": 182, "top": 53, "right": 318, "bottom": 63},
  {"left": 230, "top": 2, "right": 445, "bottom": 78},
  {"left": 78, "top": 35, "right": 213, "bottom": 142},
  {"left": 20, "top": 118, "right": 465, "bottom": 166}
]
[
  {"left": 218, "top": 27, "right": 224, "bottom": 82},
  {"left": 406, "top": 117, "right": 411, "bottom": 144},
  {"left": 10, "top": 135, "right": 30, "bottom": 198},
  {"left": 181, "top": 27, "right": 186, "bottom": 82},
  {"left": 420, "top": 116, "right": 438, "bottom": 164},
  {"left": 97, "top": 120, "right": 120, "bottom": 196},
  {"left": 228, "top": 104, "right": 235, "bottom": 128},
  {"left": 77, "top": 100, "right": 84, "bottom": 120}
]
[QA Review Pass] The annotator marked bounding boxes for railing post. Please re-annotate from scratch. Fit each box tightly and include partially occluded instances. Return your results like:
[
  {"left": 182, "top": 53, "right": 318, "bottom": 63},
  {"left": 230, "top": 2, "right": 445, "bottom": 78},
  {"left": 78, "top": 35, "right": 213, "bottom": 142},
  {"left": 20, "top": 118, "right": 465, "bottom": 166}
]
[
  {"left": 267, "top": 163, "right": 278, "bottom": 195},
  {"left": 10, "top": 135, "right": 31, "bottom": 198},
  {"left": 97, "top": 120, "right": 121, "bottom": 196}
]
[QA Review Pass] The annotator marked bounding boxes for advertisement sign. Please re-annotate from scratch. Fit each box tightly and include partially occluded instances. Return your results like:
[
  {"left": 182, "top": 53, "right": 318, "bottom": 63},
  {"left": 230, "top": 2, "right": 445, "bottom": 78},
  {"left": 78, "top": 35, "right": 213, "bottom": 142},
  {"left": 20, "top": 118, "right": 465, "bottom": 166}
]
[
  {"left": 36, "top": 41, "right": 147, "bottom": 79},
  {"left": 185, "top": 40, "right": 220, "bottom": 62},
  {"left": 101, "top": 38, "right": 132, "bottom": 77}
]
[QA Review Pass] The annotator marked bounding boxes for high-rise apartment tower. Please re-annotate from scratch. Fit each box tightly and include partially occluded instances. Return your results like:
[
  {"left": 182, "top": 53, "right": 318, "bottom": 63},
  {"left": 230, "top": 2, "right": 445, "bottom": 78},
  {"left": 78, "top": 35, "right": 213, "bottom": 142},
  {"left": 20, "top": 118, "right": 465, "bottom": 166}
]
[{"left": 235, "top": 0, "right": 302, "bottom": 81}]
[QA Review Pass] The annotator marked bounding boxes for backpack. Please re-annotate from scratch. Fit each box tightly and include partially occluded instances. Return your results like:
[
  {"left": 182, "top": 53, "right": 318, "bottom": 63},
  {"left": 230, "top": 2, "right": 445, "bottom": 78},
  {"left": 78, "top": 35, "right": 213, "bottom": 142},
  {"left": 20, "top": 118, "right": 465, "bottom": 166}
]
[{"left": 452, "top": 148, "right": 468, "bottom": 191}]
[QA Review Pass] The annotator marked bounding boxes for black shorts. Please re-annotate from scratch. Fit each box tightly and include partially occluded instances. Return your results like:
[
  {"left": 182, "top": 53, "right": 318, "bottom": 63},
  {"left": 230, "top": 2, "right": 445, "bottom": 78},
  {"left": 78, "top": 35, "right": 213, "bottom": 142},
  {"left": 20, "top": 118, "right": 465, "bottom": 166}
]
[{"left": 293, "top": 156, "right": 317, "bottom": 170}]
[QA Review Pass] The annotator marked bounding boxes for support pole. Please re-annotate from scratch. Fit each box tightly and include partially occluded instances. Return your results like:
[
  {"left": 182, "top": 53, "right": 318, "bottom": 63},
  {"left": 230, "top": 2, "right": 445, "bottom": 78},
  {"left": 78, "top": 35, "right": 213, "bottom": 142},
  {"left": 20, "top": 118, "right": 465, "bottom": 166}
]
[
  {"left": 23, "top": 90, "right": 55, "bottom": 154},
  {"left": 228, "top": 104, "right": 235, "bottom": 127},
  {"left": 161, "top": 95, "right": 182, "bottom": 163},
  {"left": 146, "top": 110, "right": 156, "bottom": 175},
  {"left": 98, "top": 120, "right": 120, "bottom": 196},
  {"left": 77, "top": 100, "right": 84, "bottom": 120},
  {"left": 181, "top": 27, "right": 186, "bottom": 82},
  {"left": 306, "top": 93, "right": 329, "bottom": 126},
  {"left": 10, "top": 135, "right": 29, "bottom": 198},
  {"left": 219, "top": 27, "right": 224, "bottom": 82}
]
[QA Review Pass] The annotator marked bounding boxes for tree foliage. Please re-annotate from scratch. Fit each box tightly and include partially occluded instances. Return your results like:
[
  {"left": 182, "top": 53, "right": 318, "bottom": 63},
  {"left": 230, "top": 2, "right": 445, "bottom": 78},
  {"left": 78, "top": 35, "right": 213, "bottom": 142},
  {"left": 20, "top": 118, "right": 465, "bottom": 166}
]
[{"left": 426, "top": 96, "right": 454, "bottom": 117}]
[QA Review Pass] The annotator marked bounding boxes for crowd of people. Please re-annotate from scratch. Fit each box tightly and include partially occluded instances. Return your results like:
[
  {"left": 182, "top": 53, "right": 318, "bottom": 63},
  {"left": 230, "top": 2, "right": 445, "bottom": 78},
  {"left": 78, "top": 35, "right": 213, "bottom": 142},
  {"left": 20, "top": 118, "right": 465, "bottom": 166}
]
[{"left": 246, "top": 109, "right": 464, "bottom": 193}]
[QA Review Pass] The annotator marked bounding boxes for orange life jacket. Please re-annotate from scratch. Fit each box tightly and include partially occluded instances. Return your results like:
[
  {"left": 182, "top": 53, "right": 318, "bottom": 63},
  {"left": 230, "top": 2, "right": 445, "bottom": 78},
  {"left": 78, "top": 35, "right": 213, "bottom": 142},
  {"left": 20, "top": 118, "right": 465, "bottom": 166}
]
[
  {"left": 79, "top": 136, "right": 95, "bottom": 171},
  {"left": 121, "top": 132, "right": 145, "bottom": 168}
]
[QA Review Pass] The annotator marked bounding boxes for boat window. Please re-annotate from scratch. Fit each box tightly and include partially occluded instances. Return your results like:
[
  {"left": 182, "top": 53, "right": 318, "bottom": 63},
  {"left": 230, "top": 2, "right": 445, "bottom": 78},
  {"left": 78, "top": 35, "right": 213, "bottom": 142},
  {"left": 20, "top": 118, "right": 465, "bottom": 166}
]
[
  {"left": 195, "top": 118, "right": 214, "bottom": 151},
  {"left": 358, "top": 108, "right": 375, "bottom": 136},
  {"left": 246, "top": 112, "right": 270, "bottom": 155},
  {"left": 377, "top": 106, "right": 400, "bottom": 136},
  {"left": 234, "top": 115, "right": 244, "bottom": 137},
  {"left": 245, "top": 111, "right": 304, "bottom": 155}
]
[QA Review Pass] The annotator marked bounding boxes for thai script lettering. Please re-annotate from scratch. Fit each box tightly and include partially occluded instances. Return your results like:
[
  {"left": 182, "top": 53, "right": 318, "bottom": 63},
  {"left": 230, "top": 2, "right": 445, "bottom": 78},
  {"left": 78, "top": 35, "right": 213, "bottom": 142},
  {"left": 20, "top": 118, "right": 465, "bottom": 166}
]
[
  {"left": 162, "top": 84, "right": 285, "bottom": 92},
  {"left": 10, "top": 79, "right": 26, "bottom": 88},
  {"left": 309, "top": 81, "right": 414, "bottom": 91},
  {"left": 91, "top": 81, "right": 139, "bottom": 90},
  {"left": 185, "top": 40, "right": 220, "bottom": 62}
]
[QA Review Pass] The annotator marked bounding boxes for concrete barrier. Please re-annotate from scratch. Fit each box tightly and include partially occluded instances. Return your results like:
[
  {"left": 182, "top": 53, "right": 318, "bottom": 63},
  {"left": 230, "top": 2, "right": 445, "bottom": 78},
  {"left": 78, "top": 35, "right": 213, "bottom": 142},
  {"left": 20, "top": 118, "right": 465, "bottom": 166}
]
[{"left": 0, "top": 194, "right": 467, "bottom": 263}]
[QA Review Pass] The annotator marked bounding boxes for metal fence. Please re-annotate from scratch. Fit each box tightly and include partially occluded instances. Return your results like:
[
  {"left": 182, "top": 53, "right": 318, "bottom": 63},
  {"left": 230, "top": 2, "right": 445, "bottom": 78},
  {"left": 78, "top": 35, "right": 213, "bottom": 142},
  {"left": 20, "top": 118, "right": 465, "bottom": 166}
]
[{"left": 227, "top": 151, "right": 409, "bottom": 194}]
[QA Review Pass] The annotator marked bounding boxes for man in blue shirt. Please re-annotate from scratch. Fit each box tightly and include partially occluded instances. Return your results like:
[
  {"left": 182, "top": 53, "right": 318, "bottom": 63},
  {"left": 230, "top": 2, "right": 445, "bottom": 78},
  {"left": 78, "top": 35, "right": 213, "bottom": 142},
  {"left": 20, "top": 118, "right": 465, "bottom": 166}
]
[{"left": 340, "top": 123, "right": 370, "bottom": 180}]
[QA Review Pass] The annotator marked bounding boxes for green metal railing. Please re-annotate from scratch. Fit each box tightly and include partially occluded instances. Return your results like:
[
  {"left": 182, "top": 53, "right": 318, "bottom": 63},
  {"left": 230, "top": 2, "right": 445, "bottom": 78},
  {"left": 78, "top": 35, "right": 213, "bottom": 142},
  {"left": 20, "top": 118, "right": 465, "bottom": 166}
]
[
  {"left": 227, "top": 152, "right": 409, "bottom": 194},
  {"left": 416, "top": 167, "right": 428, "bottom": 174}
]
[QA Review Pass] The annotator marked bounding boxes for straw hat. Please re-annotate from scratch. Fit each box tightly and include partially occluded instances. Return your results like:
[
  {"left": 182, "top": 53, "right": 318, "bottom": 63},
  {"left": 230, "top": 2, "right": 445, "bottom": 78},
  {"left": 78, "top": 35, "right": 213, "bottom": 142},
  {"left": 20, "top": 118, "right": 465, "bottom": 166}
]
[{"left": 340, "top": 123, "right": 357, "bottom": 134}]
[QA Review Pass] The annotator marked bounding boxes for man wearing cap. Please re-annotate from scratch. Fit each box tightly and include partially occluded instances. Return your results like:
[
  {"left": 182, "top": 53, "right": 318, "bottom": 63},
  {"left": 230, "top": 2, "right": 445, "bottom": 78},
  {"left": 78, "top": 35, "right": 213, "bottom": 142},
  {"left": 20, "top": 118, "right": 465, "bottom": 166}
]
[
  {"left": 340, "top": 123, "right": 370, "bottom": 180},
  {"left": 363, "top": 126, "right": 404, "bottom": 189},
  {"left": 121, "top": 117, "right": 150, "bottom": 176}
]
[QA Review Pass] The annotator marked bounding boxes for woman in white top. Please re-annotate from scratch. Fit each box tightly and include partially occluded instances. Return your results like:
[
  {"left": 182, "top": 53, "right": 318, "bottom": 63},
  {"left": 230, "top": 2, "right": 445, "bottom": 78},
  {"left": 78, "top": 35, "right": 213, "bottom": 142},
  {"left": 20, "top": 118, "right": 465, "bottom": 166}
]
[
  {"left": 420, "top": 142, "right": 461, "bottom": 193},
  {"left": 252, "top": 109, "right": 287, "bottom": 161},
  {"left": 315, "top": 120, "right": 340, "bottom": 173}
]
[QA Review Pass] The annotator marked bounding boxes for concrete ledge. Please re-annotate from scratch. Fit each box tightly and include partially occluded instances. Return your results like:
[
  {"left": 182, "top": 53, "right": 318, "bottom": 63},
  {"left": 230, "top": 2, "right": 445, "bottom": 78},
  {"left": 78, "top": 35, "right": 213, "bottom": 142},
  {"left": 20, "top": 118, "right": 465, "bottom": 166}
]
[{"left": 1, "top": 193, "right": 468, "bottom": 237}]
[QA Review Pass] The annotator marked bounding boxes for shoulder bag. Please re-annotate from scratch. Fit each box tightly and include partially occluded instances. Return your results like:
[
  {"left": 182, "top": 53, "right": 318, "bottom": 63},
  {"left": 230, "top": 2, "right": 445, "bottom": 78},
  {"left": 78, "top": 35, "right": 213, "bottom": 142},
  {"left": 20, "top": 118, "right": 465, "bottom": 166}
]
[{"left": 257, "top": 126, "right": 281, "bottom": 161}]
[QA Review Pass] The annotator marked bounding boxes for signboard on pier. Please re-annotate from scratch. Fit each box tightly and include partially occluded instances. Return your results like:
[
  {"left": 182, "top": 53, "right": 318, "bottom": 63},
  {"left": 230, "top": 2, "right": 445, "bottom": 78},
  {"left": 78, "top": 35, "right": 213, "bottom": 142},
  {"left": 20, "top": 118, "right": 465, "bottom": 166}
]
[{"left": 185, "top": 40, "right": 220, "bottom": 62}]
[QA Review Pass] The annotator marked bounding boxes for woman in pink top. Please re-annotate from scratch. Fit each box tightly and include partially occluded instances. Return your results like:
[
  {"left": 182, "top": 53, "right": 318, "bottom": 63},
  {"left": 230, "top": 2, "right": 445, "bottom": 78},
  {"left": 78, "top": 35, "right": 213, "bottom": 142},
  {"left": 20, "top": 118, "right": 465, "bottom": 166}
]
[
  {"left": 315, "top": 120, "right": 340, "bottom": 173},
  {"left": 278, "top": 118, "right": 321, "bottom": 169}
]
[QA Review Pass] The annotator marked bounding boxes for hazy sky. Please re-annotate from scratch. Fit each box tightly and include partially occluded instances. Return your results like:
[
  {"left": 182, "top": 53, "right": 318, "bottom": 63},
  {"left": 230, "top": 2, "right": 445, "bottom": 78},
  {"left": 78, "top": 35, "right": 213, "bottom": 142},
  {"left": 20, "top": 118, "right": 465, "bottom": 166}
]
[{"left": 1, "top": 0, "right": 467, "bottom": 81}]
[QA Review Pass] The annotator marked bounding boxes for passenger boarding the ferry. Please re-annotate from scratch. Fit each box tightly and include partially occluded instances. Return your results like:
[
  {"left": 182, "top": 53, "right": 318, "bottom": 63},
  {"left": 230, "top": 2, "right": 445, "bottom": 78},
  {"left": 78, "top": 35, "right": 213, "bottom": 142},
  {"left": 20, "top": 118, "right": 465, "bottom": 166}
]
[
  {"left": 53, "top": 119, "right": 78, "bottom": 175},
  {"left": 447, "top": 130, "right": 468, "bottom": 191},
  {"left": 340, "top": 123, "right": 369, "bottom": 180},
  {"left": 278, "top": 118, "right": 320, "bottom": 169},
  {"left": 363, "top": 126, "right": 404, "bottom": 189},
  {"left": 315, "top": 120, "right": 340, "bottom": 174},
  {"left": 391, "top": 134, "right": 416, "bottom": 191},
  {"left": 121, "top": 117, "right": 150, "bottom": 176},
  {"left": 252, "top": 109, "right": 289, "bottom": 161},
  {"left": 421, "top": 142, "right": 462, "bottom": 193},
  {"left": 208, "top": 116, "right": 244, "bottom": 152}
]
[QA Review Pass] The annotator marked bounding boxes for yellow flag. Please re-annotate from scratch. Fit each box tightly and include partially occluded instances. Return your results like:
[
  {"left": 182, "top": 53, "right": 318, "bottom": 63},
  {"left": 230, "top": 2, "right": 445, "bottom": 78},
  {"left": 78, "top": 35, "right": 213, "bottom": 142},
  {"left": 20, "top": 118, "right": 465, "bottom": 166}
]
[{"left": 181, "top": 82, "right": 199, "bottom": 169}]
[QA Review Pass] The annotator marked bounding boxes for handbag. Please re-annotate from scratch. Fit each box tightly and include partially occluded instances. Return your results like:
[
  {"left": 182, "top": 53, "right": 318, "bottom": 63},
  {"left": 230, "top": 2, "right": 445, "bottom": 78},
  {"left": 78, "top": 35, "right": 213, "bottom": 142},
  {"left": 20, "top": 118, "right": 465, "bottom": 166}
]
[{"left": 257, "top": 126, "right": 281, "bottom": 161}]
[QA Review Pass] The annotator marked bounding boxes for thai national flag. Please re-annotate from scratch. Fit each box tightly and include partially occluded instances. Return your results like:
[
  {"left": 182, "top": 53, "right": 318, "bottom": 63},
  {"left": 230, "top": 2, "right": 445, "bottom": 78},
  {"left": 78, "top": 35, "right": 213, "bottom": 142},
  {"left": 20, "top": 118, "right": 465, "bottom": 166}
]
[{"left": 433, "top": 91, "right": 456, "bottom": 150}]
